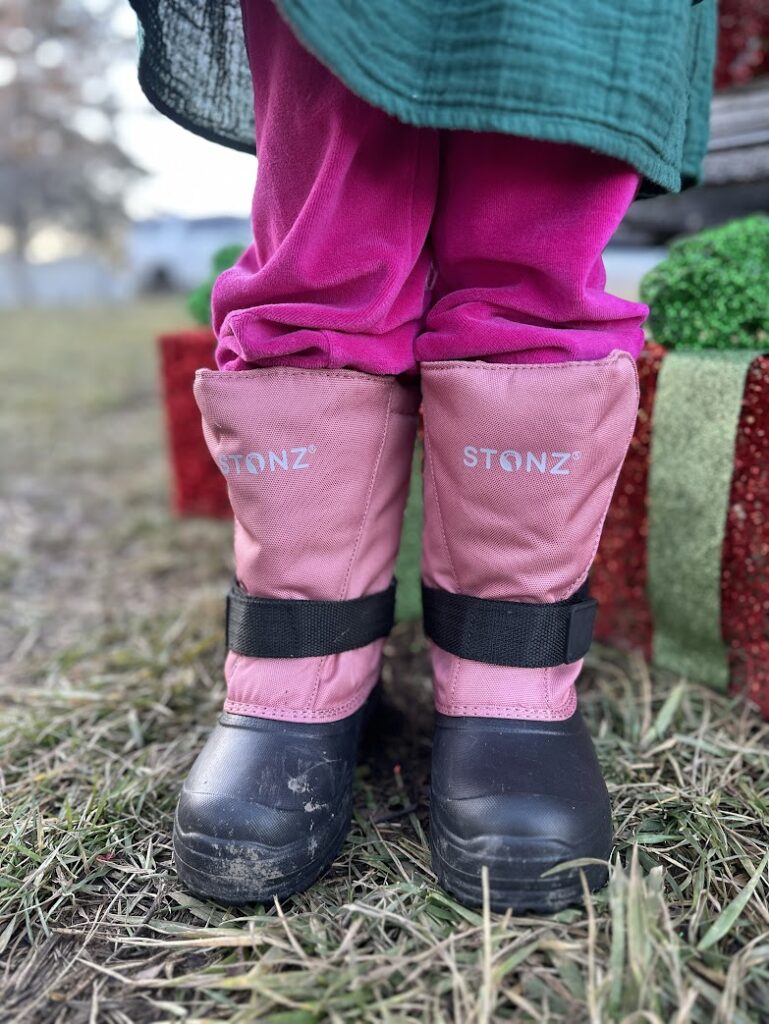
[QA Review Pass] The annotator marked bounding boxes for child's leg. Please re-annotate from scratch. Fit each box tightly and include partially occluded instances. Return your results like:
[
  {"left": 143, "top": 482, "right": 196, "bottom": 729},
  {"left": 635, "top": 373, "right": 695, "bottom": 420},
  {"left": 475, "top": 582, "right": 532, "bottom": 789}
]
[
  {"left": 212, "top": 0, "right": 437, "bottom": 375},
  {"left": 419, "top": 133, "right": 645, "bottom": 717},
  {"left": 200, "top": 0, "right": 436, "bottom": 722},
  {"left": 417, "top": 133, "right": 647, "bottom": 365},
  {"left": 175, "top": 0, "right": 436, "bottom": 904},
  {"left": 417, "top": 134, "right": 643, "bottom": 913}
]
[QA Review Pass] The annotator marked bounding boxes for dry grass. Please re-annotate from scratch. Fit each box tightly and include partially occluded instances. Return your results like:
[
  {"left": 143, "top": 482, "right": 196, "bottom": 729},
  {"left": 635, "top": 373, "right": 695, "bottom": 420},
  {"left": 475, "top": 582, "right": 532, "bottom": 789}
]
[{"left": 1, "top": 301, "right": 768, "bottom": 1023}]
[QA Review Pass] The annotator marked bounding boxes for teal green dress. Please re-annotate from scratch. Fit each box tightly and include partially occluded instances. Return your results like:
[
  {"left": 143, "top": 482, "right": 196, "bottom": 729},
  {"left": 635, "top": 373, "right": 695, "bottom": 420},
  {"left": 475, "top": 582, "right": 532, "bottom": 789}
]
[{"left": 128, "top": 0, "right": 717, "bottom": 197}]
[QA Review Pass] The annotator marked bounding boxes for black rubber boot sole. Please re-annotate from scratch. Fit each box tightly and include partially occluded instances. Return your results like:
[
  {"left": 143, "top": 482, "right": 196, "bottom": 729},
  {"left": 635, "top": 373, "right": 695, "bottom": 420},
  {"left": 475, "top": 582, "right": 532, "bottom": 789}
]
[
  {"left": 174, "top": 801, "right": 352, "bottom": 905},
  {"left": 430, "top": 821, "right": 611, "bottom": 914}
]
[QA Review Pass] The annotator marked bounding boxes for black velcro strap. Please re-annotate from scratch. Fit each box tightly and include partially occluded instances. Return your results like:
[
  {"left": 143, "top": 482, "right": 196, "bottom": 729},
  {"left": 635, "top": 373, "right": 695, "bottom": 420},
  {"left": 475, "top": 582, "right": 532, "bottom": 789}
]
[
  {"left": 422, "top": 581, "right": 597, "bottom": 668},
  {"left": 226, "top": 579, "right": 396, "bottom": 659}
]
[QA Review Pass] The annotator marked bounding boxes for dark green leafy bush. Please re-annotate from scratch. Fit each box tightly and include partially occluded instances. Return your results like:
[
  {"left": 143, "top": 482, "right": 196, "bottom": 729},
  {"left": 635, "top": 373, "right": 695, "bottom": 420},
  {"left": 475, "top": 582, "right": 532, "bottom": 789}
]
[{"left": 640, "top": 215, "right": 769, "bottom": 351}]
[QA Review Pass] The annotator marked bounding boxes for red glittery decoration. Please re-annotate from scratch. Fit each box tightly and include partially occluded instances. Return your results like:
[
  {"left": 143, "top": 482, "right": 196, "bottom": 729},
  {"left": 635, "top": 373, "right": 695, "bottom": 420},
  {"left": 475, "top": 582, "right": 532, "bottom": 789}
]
[
  {"left": 722, "top": 356, "right": 769, "bottom": 718},
  {"left": 158, "top": 330, "right": 231, "bottom": 519},
  {"left": 593, "top": 343, "right": 769, "bottom": 720},
  {"left": 592, "top": 344, "right": 662, "bottom": 659},
  {"left": 715, "top": 0, "right": 769, "bottom": 89}
]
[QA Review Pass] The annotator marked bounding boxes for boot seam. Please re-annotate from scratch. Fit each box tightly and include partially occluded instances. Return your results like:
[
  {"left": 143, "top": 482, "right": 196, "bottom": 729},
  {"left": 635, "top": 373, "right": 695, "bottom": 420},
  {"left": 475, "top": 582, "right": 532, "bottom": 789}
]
[
  {"left": 450, "top": 653, "right": 462, "bottom": 708},
  {"left": 422, "top": 422, "right": 461, "bottom": 592},
  {"left": 420, "top": 351, "right": 629, "bottom": 376},
  {"left": 544, "top": 665, "right": 554, "bottom": 716},
  {"left": 563, "top": 364, "right": 641, "bottom": 599},
  {"left": 224, "top": 686, "right": 371, "bottom": 721},
  {"left": 309, "top": 388, "right": 395, "bottom": 712},
  {"left": 338, "top": 390, "right": 394, "bottom": 601},
  {"left": 436, "top": 689, "right": 577, "bottom": 720},
  {"left": 196, "top": 364, "right": 399, "bottom": 384}
]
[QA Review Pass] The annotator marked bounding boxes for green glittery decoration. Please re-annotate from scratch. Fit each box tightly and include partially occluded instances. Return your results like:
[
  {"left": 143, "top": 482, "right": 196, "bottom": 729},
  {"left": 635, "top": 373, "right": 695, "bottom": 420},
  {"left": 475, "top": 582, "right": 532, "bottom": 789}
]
[
  {"left": 187, "top": 244, "right": 245, "bottom": 326},
  {"left": 395, "top": 446, "right": 423, "bottom": 622},
  {"left": 641, "top": 215, "right": 769, "bottom": 352},
  {"left": 647, "top": 350, "right": 756, "bottom": 689}
]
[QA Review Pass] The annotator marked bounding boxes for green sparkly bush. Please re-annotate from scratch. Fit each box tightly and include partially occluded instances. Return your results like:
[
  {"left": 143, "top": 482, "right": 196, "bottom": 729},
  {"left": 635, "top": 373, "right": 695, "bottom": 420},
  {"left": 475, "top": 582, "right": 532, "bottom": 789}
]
[
  {"left": 186, "top": 244, "right": 245, "bottom": 326},
  {"left": 640, "top": 215, "right": 769, "bottom": 351}
]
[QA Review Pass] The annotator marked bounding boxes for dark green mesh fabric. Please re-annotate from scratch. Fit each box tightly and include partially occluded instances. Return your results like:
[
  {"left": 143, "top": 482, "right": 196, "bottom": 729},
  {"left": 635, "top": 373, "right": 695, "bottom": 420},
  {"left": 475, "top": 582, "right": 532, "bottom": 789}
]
[
  {"left": 129, "top": 0, "right": 255, "bottom": 154},
  {"left": 128, "top": 0, "right": 716, "bottom": 195}
]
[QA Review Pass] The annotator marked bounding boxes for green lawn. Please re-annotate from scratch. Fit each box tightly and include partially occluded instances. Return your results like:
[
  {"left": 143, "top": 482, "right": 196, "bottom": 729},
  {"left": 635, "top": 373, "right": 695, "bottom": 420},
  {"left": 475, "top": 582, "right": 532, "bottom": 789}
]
[{"left": 1, "top": 301, "right": 768, "bottom": 1022}]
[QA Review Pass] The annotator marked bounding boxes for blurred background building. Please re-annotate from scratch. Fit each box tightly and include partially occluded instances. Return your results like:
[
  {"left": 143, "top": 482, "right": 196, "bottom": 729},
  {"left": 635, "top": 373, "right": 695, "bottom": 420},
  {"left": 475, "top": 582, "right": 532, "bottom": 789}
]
[
  {"left": 0, "top": 0, "right": 767, "bottom": 308},
  {"left": 0, "top": 0, "right": 253, "bottom": 307}
]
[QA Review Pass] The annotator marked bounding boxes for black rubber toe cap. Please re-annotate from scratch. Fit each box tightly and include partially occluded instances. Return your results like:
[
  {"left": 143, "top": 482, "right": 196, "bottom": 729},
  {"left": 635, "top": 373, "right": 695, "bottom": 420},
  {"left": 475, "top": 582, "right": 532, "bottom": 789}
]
[
  {"left": 176, "top": 713, "right": 356, "bottom": 845},
  {"left": 430, "top": 709, "right": 613, "bottom": 913},
  {"left": 174, "top": 708, "right": 366, "bottom": 903}
]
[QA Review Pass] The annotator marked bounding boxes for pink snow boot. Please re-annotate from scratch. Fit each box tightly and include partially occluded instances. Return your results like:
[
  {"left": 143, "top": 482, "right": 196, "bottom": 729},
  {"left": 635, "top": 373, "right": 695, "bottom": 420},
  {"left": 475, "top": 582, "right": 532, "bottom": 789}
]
[
  {"left": 420, "top": 352, "right": 639, "bottom": 912},
  {"left": 174, "top": 367, "right": 419, "bottom": 903}
]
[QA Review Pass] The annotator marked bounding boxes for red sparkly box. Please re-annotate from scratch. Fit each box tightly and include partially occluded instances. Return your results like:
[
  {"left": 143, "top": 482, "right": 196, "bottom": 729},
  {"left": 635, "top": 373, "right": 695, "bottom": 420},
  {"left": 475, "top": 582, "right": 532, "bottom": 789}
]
[
  {"left": 157, "top": 329, "right": 231, "bottom": 519},
  {"left": 592, "top": 343, "right": 769, "bottom": 719}
]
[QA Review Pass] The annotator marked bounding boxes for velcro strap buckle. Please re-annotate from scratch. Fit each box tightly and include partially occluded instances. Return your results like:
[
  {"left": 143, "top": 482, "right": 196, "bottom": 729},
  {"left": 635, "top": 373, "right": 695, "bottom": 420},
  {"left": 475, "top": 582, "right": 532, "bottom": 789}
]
[
  {"left": 422, "top": 582, "right": 597, "bottom": 668},
  {"left": 226, "top": 579, "right": 397, "bottom": 659}
]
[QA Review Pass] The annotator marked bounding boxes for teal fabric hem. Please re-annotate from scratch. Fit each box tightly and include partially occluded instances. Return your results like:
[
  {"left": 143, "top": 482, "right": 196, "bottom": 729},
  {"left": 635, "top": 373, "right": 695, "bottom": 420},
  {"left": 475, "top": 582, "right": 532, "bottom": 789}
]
[
  {"left": 647, "top": 351, "right": 756, "bottom": 691},
  {"left": 128, "top": 0, "right": 715, "bottom": 198},
  {"left": 291, "top": 55, "right": 686, "bottom": 194},
  {"left": 276, "top": 0, "right": 716, "bottom": 197}
]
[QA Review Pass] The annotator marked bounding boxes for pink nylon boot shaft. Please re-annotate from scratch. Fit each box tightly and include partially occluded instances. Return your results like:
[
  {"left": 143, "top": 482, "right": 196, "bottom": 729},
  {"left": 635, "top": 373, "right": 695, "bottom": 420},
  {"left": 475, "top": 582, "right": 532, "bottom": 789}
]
[
  {"left": 421, "top": 352, "right": 640, "bottom": 720},
  {"left": 194, "top": 367, "right": 419, "bottom": 722}
]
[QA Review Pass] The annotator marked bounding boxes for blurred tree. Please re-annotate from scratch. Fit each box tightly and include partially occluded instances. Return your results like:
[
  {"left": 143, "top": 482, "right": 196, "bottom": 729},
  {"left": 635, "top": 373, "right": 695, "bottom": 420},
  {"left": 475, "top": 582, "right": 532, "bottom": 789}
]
[{"left": 0, "top": 0, "right": 144, "bottom": 291}]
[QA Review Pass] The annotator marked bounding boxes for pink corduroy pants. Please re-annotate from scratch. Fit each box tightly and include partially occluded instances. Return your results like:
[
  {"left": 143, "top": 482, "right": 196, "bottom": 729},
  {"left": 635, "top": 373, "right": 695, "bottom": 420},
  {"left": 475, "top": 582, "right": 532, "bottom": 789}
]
[{"left": 212, "top": 0, "right": 648, "bottom": 373}]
